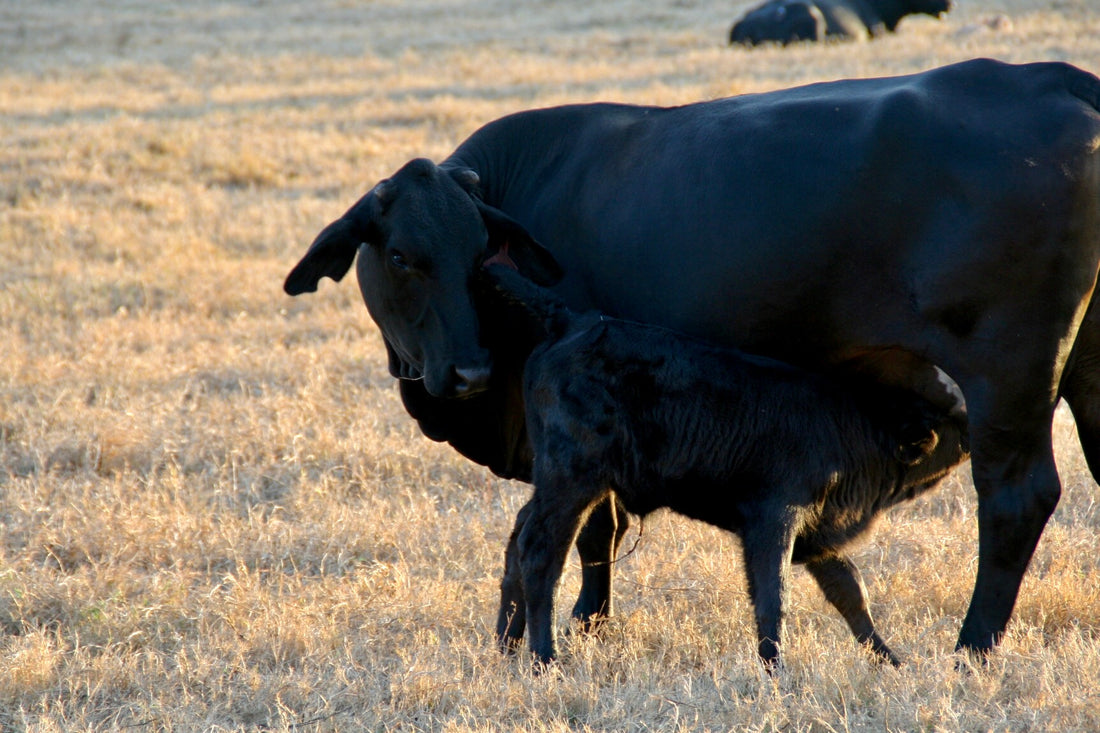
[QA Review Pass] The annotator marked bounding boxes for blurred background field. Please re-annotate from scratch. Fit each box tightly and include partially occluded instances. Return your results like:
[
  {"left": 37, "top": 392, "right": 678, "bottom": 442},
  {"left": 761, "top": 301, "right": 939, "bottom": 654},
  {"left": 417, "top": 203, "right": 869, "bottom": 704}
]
[{"left": 2, "top": 0, "right": 1100, "bottom": 729}]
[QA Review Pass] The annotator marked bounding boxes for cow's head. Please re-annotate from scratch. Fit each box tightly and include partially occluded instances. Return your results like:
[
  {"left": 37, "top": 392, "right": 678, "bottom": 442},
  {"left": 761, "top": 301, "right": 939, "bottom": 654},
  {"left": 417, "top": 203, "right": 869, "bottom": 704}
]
[{"left": 284, "top": 158, "right": 561, "bottom": 398}]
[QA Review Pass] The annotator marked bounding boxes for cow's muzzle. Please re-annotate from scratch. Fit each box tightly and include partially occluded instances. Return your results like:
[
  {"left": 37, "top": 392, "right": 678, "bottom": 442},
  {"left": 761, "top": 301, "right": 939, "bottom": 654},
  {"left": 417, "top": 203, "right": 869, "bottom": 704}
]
[{"left": 451, "top": 364, "right": 492, "bottom": 397}]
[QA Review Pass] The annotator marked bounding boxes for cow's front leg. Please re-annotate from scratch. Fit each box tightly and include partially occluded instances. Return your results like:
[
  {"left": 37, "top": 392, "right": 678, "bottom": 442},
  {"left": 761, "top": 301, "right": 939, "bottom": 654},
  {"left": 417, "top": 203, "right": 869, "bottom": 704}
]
[
  {"left": 738, "top": 504, "right": 800, "bottom": 668},
  {"left": 803, "top": 552, "right": 900, "bottom": 666},
  {"left": 496, "top": 501, "right": 533, "bottom": 651},
  {"left": 572, "top": 495, "right": 630, "bottom": 631},
  {"left": 518, "top": 492, "right": 592, "bottom": 665},
  {"left": 958, "top": 412, "right": 1061, "bottom": 657}
]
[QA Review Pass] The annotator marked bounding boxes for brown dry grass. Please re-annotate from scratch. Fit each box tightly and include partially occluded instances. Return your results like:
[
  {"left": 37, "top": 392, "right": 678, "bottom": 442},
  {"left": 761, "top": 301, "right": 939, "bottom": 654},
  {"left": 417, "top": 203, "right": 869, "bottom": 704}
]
[{"left": 2, "top": 0, "right": 1100, "bottom": 730}]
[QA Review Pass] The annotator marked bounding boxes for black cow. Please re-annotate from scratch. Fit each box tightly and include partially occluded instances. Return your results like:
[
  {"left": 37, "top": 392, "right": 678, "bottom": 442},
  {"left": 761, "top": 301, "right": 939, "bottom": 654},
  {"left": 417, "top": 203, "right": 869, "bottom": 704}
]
[
  {"left": 483, "top": 265, "right": 967, "bottom": 667},
  {"left": 285, "top": 59, "right": 1100, "bottom": 658},
  {"left": 729, "top": 0, "right": 951, "bottom": 46}
]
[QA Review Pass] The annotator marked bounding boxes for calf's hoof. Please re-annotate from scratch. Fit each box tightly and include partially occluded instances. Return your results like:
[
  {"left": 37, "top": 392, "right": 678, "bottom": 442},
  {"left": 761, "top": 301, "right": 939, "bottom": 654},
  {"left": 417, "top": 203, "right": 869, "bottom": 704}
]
[
  {"left": 530, "top": 653, "right": 561, "bottom": 677},
  {"left": 497, "top": 633, "right": 525, "bottom": 655},
  {"left": 567, "top": 612, "right": 612, "bottom": 637},
  {"left": 496, "top": 601, "right": 526, "bottom": 654},
  {"left": 757, "top": 638, "right": 783, "bottom": 674},
  {"left": 874, "top": 646, "right": 902, "bottom": 668}
]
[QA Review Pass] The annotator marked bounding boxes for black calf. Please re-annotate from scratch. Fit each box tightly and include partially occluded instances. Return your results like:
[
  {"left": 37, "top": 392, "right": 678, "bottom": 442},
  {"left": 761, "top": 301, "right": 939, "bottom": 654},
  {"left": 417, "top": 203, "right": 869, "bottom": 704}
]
[{"left": 485, "top": 266, "right": 968, "bottom": 667}]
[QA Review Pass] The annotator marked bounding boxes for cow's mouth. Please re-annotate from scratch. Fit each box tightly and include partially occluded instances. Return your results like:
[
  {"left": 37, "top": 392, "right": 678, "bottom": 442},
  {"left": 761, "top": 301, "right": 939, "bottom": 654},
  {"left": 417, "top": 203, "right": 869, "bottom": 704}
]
[{"left": 395, "top": 361, "right": 423, "bottom": 381}]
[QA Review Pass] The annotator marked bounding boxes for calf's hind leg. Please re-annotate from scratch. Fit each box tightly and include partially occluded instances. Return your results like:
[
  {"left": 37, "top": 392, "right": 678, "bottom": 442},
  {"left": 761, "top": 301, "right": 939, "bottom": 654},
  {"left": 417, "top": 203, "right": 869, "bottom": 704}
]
[{"left": 802, "top": 552, "right": 901, "bottom": 665}]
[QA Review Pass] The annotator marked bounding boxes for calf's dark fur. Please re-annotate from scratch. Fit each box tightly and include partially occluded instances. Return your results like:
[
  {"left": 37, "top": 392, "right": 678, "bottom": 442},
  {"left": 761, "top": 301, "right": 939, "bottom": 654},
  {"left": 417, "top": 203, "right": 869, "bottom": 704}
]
[{"left": 484, "top": 265, "right": 968, "bottom": 667}]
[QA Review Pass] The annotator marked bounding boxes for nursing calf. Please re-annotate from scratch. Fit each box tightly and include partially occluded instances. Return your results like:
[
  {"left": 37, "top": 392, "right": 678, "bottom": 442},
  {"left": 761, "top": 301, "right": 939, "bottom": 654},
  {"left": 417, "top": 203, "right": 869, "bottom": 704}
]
[{"left": 486, "top": 266, "right": 968, "bottom": 667}]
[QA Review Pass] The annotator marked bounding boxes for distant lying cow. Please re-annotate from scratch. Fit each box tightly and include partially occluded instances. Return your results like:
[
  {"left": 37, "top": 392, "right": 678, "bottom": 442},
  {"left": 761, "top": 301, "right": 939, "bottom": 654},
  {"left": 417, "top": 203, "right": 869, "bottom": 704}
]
[
  {"left": 729, "top": 0, "right": 951, "bottom": 45},
  {"left": 486, "top": 265, "right": 968, "bottom": 667}
]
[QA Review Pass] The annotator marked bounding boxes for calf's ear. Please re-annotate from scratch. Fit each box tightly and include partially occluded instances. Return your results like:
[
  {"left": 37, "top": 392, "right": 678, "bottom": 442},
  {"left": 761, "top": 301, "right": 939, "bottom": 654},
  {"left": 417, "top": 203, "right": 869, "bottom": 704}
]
[
  {"left": 895, "top": 424, "right": 940, "bottom": 466},
  {"left": 283, "top": 185, "right": 387, "bottom": 295},
  {"left": 475, "top": 201, "right": 563, "bottom": 287}
]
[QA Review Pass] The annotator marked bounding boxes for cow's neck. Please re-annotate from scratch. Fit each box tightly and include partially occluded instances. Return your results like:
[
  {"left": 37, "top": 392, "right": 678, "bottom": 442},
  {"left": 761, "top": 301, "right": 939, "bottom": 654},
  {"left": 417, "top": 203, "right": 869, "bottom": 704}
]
[{"left": 443, "top": 102, "right": 656, "bottom": 212}]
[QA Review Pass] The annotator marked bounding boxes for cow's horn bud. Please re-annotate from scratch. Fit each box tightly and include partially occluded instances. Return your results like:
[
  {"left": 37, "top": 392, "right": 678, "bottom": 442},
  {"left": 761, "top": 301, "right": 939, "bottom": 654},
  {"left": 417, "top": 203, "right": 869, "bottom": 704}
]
[
  {"left": 373, "top": 179, "right": 393, "bottom": 206},
  {"left": 451, "top": 168, "right": 481, "bottom": 193}
]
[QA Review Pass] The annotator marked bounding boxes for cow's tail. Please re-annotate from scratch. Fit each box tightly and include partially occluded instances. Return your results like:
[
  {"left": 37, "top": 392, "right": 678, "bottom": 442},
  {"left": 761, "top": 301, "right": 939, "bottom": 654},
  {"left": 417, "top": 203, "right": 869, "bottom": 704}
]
[{"left": 482, "top": 264, "right": 574, "bottom": 342}]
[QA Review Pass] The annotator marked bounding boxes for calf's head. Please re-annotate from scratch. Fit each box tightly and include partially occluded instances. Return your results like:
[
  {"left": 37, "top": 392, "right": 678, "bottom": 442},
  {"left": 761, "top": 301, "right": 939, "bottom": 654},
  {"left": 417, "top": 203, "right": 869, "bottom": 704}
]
[{"left": 284, "top": 158, "right": 561, "bottom": 398}]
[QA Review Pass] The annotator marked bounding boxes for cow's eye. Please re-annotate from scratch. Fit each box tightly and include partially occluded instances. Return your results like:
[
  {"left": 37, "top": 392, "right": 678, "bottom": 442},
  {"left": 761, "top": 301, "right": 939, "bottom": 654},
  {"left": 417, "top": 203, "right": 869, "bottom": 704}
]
[{"left": 389, "top": 252, "right": 410, "bottom": 271}]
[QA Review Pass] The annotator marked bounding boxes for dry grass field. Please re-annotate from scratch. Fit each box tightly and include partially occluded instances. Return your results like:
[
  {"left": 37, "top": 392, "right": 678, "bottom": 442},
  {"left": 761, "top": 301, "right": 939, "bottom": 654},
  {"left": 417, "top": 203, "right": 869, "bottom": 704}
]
[{"left": 3, "top": 0, "right": 1100, "bottom": 729}]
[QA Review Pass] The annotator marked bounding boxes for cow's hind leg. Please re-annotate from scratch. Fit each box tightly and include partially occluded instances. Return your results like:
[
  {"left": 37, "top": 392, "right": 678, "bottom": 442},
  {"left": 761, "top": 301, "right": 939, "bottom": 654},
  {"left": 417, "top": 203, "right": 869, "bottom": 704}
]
[
  {"left": 1060, "top": 312, "right": 1100, "bottom": 482},
  {"left": 1063, "top": 384, "right": 1100, "bottom": 481},
  {"left": 802, "top": 551, "right": 900, "bottom": 666},
  {"left": 571, "top": 495, "right": 630, "bottom": 631}
]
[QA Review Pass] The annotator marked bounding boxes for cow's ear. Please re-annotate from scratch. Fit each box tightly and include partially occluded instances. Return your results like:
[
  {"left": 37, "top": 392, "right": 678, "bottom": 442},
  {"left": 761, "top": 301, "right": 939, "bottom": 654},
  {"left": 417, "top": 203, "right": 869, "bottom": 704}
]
[
  {"left": 475, "top": 201, "right": 563, "bottom": 287},
  {"left": 283, "top": 184, "right": 388, "bottom": 295},
  {"left": 283, "top": 217, "right": 360, "bottom": 295}
]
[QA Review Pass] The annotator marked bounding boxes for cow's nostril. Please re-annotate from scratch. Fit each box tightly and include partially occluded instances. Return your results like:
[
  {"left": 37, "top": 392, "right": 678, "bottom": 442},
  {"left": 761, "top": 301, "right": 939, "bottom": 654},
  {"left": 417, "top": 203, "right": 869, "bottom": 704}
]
[{"left": 453, "top": 365, "right": 492, "bottom": 396}]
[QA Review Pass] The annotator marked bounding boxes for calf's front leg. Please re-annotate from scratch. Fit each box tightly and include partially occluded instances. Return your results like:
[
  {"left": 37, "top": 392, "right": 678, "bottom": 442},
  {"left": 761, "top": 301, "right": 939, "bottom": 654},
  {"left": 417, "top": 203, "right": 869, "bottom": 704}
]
[
  {"left": 496, "top": 501, "right": 533, "bottom": 651},
  {"left": 517, "top": 491, "right": 593, "bottom": 665}
]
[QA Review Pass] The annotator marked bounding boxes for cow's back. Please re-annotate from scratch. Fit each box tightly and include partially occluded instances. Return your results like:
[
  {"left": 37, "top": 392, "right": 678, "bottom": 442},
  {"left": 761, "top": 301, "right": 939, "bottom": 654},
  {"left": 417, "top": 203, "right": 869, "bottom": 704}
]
[{"left": 447, "top": 60, "right": 1100, "bottom": 371}]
